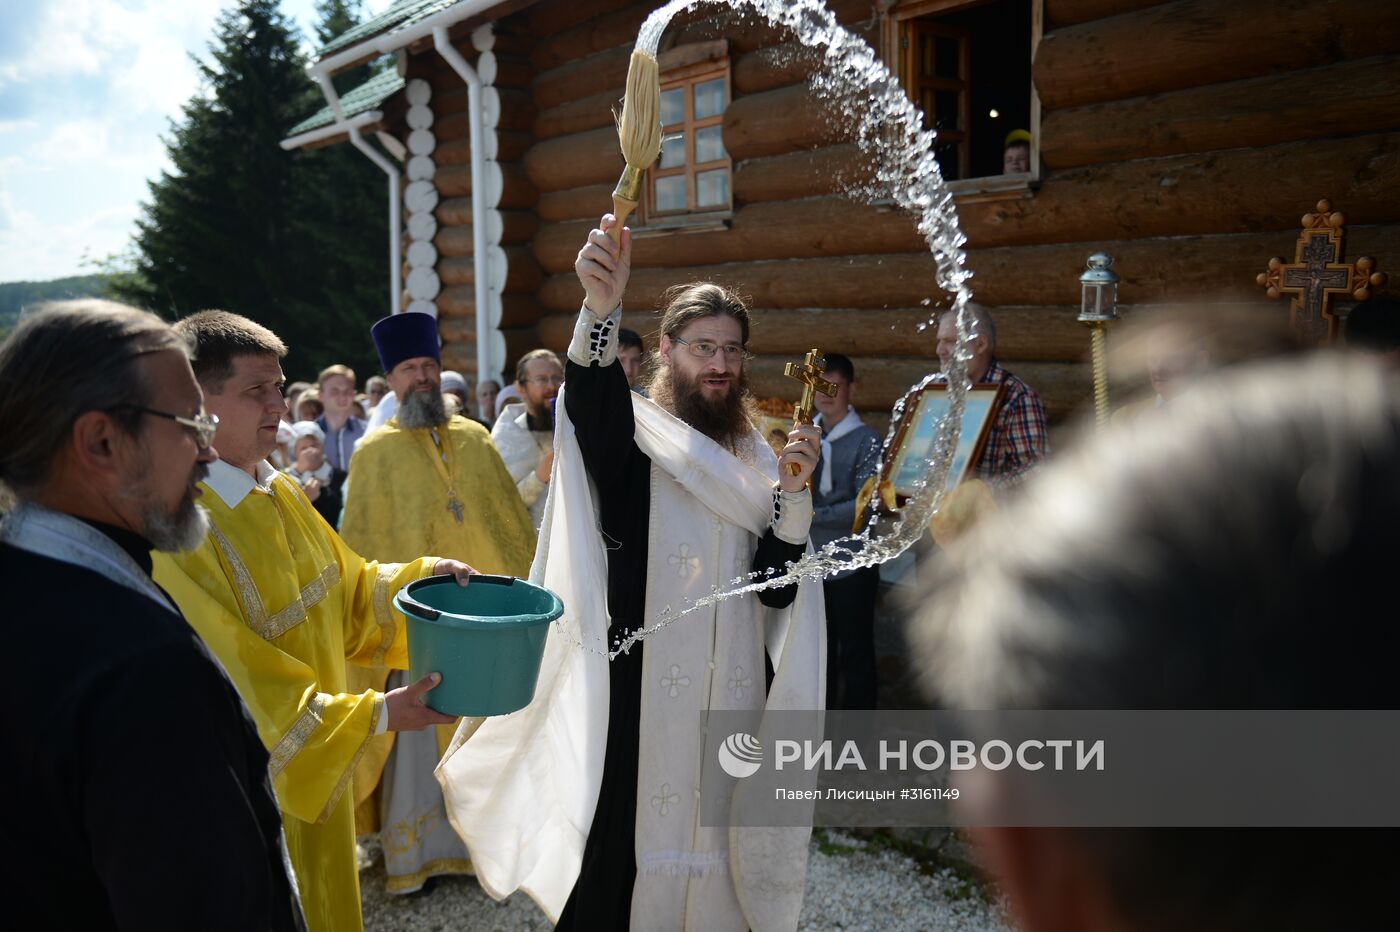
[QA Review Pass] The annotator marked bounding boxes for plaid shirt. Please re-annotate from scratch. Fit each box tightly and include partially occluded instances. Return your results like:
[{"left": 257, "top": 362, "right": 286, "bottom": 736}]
[{"left": 975, "top": 360, "right": 1049, "bottom": 487}]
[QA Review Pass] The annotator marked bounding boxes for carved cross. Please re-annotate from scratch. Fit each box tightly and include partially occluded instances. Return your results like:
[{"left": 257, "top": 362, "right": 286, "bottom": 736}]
[
  {"left": 782, "top": 348, "right": 836, "bottom": 477},
  {"left": 1258, "top": 199, "right": 1387, "bottom": 345}
]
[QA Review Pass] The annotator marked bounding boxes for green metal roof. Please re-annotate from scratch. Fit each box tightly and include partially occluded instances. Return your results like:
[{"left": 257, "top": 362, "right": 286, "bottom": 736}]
[
  {"left": 316, "top": 0, "right": 463, "bottom": 59},
  {"left": 287, "top": 67, "right": 405, "bottom": 137}
]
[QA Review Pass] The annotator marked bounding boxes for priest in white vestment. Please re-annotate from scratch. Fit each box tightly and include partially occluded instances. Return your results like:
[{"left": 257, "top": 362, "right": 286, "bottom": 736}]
[{"left": 437, "top": 215, "right": 828, "bottom": 930}]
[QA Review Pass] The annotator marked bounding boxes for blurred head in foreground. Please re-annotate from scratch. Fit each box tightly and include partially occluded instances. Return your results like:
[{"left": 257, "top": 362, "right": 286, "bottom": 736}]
[{"left": 913, "top": 353, "right": 1399, "bottom": 932}]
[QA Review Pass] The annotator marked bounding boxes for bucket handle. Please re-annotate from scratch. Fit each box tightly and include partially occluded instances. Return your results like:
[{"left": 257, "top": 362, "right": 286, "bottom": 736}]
[{"left": 398, "top": 573, "right": 517, "bottom": 622}]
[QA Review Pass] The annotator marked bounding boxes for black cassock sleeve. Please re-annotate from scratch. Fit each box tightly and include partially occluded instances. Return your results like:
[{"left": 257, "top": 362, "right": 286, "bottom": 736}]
[{"left": 80, "top": 642, "right": 302, "bottom": 931}]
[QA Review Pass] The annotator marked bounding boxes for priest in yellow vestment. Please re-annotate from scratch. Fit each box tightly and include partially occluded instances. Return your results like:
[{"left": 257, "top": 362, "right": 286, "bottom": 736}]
[
  {"left": 153, "top": 311, "right": 472, "bottom": 932},
  {"left": 340, "top": 311, "right": 536, "bottom": 893}
]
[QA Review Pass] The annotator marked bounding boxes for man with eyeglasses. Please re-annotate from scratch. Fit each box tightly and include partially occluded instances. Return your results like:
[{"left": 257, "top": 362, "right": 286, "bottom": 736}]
[
  {"left": 150, "top": 309, "right": 488, "bottom": 932},
  {"left": 0, "top": 300, "right": 304, "bottom": 930},
  {"left": 491, "top": 348, "right": 565, "bottom": 529},
  {"left": 338, "top": 311, "right": 536, "bottom": 898},
  {"left": 438, "top": 215, "right": 828, "bottom": 930}
]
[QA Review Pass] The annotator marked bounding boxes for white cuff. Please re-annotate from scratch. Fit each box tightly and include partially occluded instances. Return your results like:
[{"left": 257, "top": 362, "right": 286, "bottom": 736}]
[
  {"left": 770, "top": 487, "right": 814, "bottom": 545},
  {"left": 373, "top": 693, "right": 389, "bottom": 735},
  {"left": 567, "top": 303, "right": 621, "bottom": 368}
]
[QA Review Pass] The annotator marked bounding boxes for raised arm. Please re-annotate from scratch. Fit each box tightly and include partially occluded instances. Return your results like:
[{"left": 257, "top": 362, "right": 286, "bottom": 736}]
[{"left": 565, "top": 215, "right": 637, "bottom": 485}]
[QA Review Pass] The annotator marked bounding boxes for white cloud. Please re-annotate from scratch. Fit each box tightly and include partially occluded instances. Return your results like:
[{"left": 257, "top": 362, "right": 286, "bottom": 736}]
[{"left": 0, "top": 0, "right": 403, "bottom": 283}]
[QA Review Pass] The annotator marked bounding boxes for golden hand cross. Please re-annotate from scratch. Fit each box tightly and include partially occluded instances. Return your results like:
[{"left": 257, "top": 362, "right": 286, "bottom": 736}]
[{"left": 782, "top": 348, "right": 836, "bottom": 477}]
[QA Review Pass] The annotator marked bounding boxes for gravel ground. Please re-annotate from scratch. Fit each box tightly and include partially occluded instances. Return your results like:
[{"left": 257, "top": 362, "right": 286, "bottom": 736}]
[{"left": 360, "top": 832, "right": 1014, "bottom": 931}]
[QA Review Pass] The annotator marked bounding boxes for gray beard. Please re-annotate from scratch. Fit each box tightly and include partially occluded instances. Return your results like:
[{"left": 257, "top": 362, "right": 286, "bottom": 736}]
[
  {"left": 143, "top": 500, "right": 211, "bottom": 552},
  {"left": 398, "top": 389, "right": 448, "bottom": 429}
]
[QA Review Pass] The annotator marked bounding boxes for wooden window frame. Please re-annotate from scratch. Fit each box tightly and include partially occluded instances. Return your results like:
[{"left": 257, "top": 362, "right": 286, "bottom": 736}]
[
  {"left": 881, "top": 0, "right": 1043, "bottom": 203},
  {"left": 637, "top": 43, "right": 734, "bottom": 236}
]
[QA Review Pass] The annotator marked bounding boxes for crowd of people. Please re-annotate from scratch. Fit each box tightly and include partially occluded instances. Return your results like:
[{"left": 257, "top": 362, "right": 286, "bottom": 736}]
[{"left": 2, "top": 211, "right": 1396, "bottom": 931}]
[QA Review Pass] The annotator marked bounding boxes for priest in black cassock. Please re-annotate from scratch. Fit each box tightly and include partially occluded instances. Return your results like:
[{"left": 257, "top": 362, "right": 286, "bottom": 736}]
[
  {"left": 439, "top": 216, "right": 828, "bottom": 930},
  {"left": 0, "top": 301, "right": 304, "bottom": 931}
]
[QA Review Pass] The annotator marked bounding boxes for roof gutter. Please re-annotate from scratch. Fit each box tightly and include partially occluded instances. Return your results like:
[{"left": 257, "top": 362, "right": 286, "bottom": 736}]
[
  {"left": 308, "top": 0, "right": 501, "bottom": 82},
  {"left": 431, "top": 24, "right": 493, "bottom": 386},
  {"left": 307, "top": 72, "right": 403, "bottom": 319},
  {"left": 279, "top": 108, "right": 383, "bottom": 151},
  {"left": 302, "top": 0, "right": 502, "bottom": 372}
]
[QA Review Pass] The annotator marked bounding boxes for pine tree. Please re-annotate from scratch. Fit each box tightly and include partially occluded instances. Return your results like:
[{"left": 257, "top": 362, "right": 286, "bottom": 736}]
[
  {"left": 289, "top": 0, "right": 393, "bottom": 382},
  {"left": 122, "top": 0, "right": 390, "bottom": 381}
]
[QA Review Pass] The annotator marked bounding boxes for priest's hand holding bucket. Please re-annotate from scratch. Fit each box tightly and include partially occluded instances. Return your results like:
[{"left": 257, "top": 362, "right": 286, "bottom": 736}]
[{"left": 575, "top": 215, "right": 632, "bottom": 316}]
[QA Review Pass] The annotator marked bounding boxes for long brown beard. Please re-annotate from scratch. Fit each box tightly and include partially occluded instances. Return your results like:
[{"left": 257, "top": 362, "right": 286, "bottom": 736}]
[{"left": 646, "top": 362, "right": 759, "bottom": 451}]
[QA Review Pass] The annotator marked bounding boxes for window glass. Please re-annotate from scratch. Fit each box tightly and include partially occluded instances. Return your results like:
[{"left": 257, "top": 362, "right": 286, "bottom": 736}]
[
  {"left": 696, "top": 169, "right": 729, "bottom": 208},
  {"left": 659, "top": 133, "right": 687, "bottom": 169},
  {"left": 655, "top": 175, "right": 687, "bottom": 212},
  {"left": 694, "top": 78, "right": 726, "bottom": 119},
  {"left": 695, "top": 125, "right": 726, "bottom": 164},
  {"left": 660, "top": 88, "right": 685, "bottom": 126}
]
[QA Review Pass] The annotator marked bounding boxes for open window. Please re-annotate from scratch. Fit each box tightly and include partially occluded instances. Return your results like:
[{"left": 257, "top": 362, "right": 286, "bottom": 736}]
[
  {"left": 639, "top": 41, "right": 733, "bottom": 234},
  {"left": 883, "top": 0, "right": 1040, "bottom": 199}
]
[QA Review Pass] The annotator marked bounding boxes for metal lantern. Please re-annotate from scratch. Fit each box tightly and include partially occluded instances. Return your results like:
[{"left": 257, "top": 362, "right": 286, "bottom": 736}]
[
  {"left": 1078, "top": 253, "right": 1120, "bottom": 427},
  {"left": 1079, "top": 253, "right": 1120, "bottom": 323}
]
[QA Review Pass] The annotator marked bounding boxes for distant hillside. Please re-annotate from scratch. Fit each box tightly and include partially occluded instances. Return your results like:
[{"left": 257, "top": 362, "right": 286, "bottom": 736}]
[{"left": 0, "top": 275, "right": 112, "bottom": 336}]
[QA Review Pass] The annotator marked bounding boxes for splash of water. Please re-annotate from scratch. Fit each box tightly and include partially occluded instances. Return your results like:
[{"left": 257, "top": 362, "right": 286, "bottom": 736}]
[{"left": 566, "top": 0, "right": 977, "bottom": 659}]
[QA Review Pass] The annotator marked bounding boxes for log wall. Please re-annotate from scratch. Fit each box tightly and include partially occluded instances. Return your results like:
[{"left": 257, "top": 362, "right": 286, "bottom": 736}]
[{"left": 408, "top": 0, "right": 1400, "bottom": 436}]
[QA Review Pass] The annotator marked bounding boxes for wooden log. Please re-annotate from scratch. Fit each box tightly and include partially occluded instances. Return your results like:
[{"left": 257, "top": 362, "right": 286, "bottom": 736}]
[
  {"left": 527, "top": 0, "right": 628, "bottom": 39},
  {"left": 534, "top": 87, "right": 620, "bottom": 141},
  {"left": 435, "top": 162, "right": 538, "bottom": 209},
  {"left": 434, "top": 212, "right": 540, "bottom": 255},
  {"left": 962, "top": 131, "right": 1400, "bottom": 247},
  {"left": 1034, "top": 0, "right": 1400, "bottom": 112},
  {"left": 434, "top": 130, "right": 533, "bottom": 167},
  {"left": 748, "top": 356, "right": 1092, "bottom": 422},
  {"left": 435, "top": 87, "right": 535, "bottom": 139},
  {"left": 440, "top": 246, "right": 544, "bottom": 294},
  {"left": 533, "top": 46, "right": 632, "bottom": 111},
  {"left": 724, "top": 83, "right": 852, "bottom": 162},
  {"left": 532, "top": 196, "right": 925, "bottom": 274},
  {"left": 438, "top": 345, "right": 478, "bottom": 379},
  {"left": 732, "top": 144, "right": 865, "bottom": 204},
  {"left": 538, "top": 305, "right": 1091, "bottom": 363},
  {"left": 1041, "top": 55, "right": 1400, "bottom": 169},
  {"left": 538, "top": 183, "right": 615, "bottom": 222},
  {"left": 732, "top": 42, "right": 823, "bottom": 97},
  {"left": 530, "top": 0, "right": 874, "bottom": 72},
  {"left": 437, "top": 287, "right": 544, "bottom": 328},
  {"left": 423, "top": 54, "right": 534, "bottom": 96},
  {"left": 537, "top": 223, "right": 1400, "bottom": 311},
  {"left": 1044, "top": 0, "right": 1167, "bottom": 28},
  {"left": 543, "top": 127, "right": 1400, "bottom": 267},
  {"left": 524, "top": 126, "right": 623, "bottom": 192}
]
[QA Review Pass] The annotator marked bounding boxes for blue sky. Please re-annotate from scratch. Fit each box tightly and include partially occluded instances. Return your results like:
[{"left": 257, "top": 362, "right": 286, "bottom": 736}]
[{"left": 0, "top": 0, "right": 393, "bottom": 283}]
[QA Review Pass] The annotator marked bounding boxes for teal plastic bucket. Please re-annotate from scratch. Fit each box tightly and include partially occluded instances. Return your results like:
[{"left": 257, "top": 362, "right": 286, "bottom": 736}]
[{"left": 394, "top": 574, "right": 563, "bottom": 717}]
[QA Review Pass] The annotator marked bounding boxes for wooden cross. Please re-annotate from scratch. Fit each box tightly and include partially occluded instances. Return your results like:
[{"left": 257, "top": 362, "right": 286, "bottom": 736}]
[
  {"left": 1258, "top": 199, "right": 1387, "bottom": 345},
  {"left": 783, "top": 348, "right": 836, "bottom": 477}
]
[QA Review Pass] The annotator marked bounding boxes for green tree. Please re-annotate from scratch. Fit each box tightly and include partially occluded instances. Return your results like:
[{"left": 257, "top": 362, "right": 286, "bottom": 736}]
[
  {"left": 123, "top": 0, "right": 389, "bottom": 381},
  {"left": 291, "top": 0, "right": 393, "bottom": 381}
]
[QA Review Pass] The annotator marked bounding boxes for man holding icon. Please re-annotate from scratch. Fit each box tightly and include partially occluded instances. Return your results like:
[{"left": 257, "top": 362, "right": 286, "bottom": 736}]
[{"left": 151, "top": 310, "right": 475, "bottom": 932}]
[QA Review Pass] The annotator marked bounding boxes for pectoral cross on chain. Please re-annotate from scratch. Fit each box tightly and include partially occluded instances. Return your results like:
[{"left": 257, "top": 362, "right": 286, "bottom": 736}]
[
  {"left": 782, "top": 348, "right": 836, "bottom": 478},
  {"left": 447, "top": 496, "right": 464, "bottom": 524}
]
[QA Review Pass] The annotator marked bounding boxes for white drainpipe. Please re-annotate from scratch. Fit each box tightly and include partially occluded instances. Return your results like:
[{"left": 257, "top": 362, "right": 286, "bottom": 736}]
[
  {"left": 431, "top": 25, "right": 492, "bottom": 384},
  {"left": 314, "top": 73, "right": 402, "bottom": 317}
]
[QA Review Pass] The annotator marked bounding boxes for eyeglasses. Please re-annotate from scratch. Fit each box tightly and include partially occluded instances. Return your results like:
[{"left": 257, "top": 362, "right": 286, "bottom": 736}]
[
  {"left": 110, "top": 405, "right": 219, "bottom": 450},
  {"left": 523, "top": 375, "right": 564, "bottom": 387},
  {"left": 672, "top": 337, "right": 754, "bottom": 361}
]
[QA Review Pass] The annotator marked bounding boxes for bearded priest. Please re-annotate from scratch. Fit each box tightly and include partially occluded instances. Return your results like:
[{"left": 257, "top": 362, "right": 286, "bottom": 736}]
[
  {"left": 339, "top": 311, "right": 536, "bottom": 895},
  {"left": 437, "top": 214, "right": 827, "bottom": 930}
]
